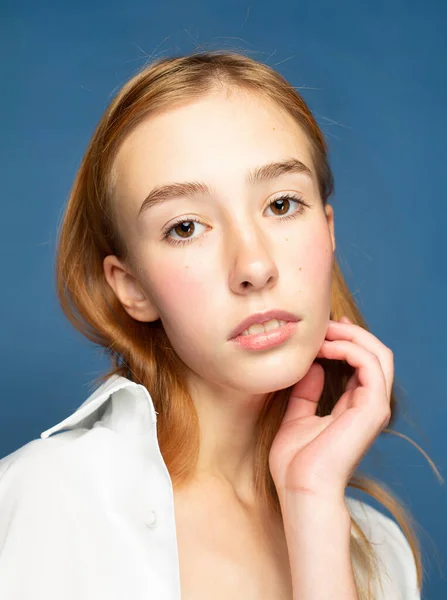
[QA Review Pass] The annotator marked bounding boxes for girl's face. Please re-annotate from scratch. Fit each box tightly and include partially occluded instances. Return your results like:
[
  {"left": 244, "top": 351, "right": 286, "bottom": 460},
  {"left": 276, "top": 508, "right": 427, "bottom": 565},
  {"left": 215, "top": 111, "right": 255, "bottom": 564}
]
[{"left": 105, "top": 89, "right": 335, "bottom": 396}]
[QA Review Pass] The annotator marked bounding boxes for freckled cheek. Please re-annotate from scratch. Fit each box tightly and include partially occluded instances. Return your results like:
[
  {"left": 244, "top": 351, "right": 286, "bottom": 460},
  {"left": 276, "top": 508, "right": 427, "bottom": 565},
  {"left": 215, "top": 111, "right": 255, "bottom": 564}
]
[
  {"left": 304, "top": 239, "right": 333, "bottom": 279},
  {"left": 288, "top": 229, "right": 334, "bottom": 298},
  {"left": 148, "top": 259, "right": 220, "bottom": 356},
  {"left": 148, "top": 259, "right": 213, "bottom": 318}
]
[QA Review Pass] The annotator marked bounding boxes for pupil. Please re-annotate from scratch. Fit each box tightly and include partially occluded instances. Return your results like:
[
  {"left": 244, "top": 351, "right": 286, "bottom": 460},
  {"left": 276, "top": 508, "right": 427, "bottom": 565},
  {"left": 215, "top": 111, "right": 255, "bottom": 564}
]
[
  {"left": 178, "top": 222, "right": 192, "bottom": 237},
  {"left": 275, "top": 199, "right": 287, "bottom": 213}
]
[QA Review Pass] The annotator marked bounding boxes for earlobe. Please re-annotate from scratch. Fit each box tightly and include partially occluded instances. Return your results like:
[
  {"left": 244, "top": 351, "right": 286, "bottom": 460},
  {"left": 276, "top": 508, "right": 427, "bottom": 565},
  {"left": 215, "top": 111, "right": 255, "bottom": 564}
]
[{"left": 102, "top": 255, "right": 160, "bottom": 323}]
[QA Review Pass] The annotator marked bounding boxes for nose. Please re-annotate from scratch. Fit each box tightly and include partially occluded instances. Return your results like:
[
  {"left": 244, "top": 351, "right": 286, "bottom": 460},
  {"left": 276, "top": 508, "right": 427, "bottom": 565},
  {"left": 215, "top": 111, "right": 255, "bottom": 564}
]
[{"left": 228, "top": 230, "right": 279, "bottom": 294}]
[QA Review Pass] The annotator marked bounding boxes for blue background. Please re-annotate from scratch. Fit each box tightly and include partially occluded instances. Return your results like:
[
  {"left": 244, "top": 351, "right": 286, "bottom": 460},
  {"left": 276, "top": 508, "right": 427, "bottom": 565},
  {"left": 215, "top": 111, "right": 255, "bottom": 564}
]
[{"left": 1, "top": 0, "right": 446, "bottom": 597}]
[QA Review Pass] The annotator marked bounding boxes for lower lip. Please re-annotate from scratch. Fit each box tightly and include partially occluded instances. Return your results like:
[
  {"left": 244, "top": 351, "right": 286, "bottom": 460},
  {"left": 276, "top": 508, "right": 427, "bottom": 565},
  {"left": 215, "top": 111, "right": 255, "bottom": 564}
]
[{"left": 229, "top": 321, "right": 299, "bottom": 351}]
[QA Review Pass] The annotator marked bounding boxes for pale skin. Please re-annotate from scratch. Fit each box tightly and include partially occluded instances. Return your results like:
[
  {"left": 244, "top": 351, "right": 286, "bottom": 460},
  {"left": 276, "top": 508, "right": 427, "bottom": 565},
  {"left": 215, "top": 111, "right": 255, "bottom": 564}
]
[{"left": 103, "top": 87, "right": 393, "bottom": 599}]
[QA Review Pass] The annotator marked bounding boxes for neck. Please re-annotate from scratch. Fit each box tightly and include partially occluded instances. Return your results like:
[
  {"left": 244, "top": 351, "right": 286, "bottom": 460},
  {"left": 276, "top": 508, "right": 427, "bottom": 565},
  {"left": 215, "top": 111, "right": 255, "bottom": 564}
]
[{"left": 185, "top": 373, "right": 270, "bottom": 508}]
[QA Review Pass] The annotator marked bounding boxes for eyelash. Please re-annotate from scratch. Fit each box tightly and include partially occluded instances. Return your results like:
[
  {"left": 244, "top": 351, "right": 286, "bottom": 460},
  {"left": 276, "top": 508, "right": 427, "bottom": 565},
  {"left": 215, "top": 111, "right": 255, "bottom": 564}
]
[{"left": 161, "top": 194, "right": 311, "bottom": 246}]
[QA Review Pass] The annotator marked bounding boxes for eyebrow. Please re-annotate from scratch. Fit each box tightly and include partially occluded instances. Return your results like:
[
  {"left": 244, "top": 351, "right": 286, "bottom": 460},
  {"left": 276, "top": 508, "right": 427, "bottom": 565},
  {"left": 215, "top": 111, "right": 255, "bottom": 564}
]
[{"left": 137, "top": 157, "right": 313, "bottom": 218}]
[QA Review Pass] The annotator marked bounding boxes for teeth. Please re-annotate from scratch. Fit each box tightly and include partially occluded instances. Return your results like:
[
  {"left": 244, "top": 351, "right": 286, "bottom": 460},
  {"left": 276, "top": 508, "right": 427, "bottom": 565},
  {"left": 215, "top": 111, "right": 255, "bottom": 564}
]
[{"left": 241, "top": 319, "right": 287, "bottom": 336}]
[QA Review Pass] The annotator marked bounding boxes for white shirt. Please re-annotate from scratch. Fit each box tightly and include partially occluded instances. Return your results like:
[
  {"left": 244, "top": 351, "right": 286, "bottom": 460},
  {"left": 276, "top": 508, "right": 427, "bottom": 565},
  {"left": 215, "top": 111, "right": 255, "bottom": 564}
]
[{"left": 0, "top": 374, "right": 421, "bottom": 599}]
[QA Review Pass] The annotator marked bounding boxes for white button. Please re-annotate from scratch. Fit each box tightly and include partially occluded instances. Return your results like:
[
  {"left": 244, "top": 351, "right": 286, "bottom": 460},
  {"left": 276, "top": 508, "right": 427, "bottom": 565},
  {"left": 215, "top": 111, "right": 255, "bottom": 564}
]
[{"left": 146, "top": 510, "right": 157, "bottom": 527}]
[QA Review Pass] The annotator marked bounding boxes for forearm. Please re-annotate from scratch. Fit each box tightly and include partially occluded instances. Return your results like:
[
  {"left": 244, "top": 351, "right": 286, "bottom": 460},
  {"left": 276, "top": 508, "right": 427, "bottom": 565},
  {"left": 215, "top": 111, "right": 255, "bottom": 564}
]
[{"left": 280, "top": 493, "right": 358, "bottom": 600}]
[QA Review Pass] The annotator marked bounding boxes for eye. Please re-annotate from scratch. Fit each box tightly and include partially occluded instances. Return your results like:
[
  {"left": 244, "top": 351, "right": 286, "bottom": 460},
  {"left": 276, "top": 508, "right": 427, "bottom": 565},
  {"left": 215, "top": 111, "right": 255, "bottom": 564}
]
[
  {"left": 162, "top": 218, "right": 207, "bottom": 246},
  {"left": 161, "top": 193, "right": 311, "bottom": 246},
  {"left": 265, "top": 193, "right": 310, "bottom": 220}
]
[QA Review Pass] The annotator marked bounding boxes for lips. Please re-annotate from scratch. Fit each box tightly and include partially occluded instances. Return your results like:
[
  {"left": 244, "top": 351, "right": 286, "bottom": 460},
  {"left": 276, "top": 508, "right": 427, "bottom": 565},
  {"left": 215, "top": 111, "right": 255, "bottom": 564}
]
[{"left": 228, "top": 309, "right": 301, "bottom": 340}]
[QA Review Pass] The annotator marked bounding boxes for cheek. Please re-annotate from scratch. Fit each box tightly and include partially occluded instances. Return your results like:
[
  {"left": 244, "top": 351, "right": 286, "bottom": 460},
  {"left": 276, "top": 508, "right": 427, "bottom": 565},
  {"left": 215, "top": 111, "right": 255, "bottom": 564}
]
[
  {"left": 302, "top": 235, "right": 333, "bottom": 283},
  {"left": 147, "top": 257, "right": 220, "bottom": 368},
  {"left": 289, "top": 222, "right": 334, "bottom": 283},
  {"left": 287, "top": 224, "right": 334, "bottom": 336},
  {"left": 147, "top": 256, "right": 213, "bottom": 323}
]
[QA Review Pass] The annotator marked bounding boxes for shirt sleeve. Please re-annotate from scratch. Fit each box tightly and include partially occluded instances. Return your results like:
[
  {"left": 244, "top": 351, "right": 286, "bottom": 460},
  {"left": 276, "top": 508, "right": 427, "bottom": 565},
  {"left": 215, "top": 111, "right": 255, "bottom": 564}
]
[
  {"left": 347, "top": 497, "right": 422, "bottom": 600},
  {"left": 0, "top": 434, "right": 94, "bottom": 599},
  {"left": 0, "top": 429, "right": 169, "bottom": 600}
]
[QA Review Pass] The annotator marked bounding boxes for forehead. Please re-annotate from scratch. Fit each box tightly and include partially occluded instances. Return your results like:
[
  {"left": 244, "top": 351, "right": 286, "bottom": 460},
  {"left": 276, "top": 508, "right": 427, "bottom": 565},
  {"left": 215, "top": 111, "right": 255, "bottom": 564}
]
[{"left": 111, "top": 91, "right": 315, "bottom": 210}]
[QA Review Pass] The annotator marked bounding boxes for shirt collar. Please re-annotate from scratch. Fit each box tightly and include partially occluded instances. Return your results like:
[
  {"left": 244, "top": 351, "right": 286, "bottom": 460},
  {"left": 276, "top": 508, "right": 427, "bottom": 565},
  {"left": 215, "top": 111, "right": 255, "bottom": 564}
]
[{"left": 40, "top": 374, "right": 158, "bottom": 439}]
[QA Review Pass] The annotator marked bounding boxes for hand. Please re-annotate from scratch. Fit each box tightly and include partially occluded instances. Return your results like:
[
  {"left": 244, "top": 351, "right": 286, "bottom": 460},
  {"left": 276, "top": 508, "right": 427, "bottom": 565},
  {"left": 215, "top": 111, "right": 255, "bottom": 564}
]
[{"left": 269, "top": 316, "right": 393, "bottom": 502}]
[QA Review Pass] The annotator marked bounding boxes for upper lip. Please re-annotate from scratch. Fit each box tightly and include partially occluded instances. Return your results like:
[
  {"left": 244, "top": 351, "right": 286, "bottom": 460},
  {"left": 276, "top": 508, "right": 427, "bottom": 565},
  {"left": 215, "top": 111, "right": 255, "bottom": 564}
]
[{"left": 228, "top": 309, "right": 300, "bottom": 340}]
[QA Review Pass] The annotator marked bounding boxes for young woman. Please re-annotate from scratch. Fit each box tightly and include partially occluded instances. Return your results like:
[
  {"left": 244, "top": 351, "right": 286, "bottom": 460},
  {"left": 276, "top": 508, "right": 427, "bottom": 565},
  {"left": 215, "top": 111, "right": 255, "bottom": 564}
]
[{"left": 0, "top": 50, "right": 431, "bottom": 599}]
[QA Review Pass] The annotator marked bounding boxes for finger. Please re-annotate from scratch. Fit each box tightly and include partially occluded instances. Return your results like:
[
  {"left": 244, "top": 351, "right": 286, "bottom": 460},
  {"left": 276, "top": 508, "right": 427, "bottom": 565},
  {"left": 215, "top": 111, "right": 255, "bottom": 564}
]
[
  {"left": 305, "top": 398, "right": 388, "bottom": 493},
  {"left": 318, "top": 339, "right": 389, "bottom": 415},
  {"left": 283, "top": 362, "right": 325, "bottom": 423},
  {"left": 325, "top": 321, "right": 394, "bottom": 400}
]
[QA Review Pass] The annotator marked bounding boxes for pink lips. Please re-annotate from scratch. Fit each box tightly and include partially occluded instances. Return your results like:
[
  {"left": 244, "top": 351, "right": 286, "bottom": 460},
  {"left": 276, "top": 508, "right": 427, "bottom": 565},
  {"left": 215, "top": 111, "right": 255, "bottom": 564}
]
[{"left": 228, "top": 309, "right": 300, "bottom": 340}]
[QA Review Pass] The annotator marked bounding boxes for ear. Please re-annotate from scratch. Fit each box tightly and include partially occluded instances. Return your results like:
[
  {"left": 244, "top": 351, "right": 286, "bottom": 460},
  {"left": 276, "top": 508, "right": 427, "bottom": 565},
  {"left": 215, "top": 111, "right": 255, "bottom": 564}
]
[
  {"left": 103, "top": 255, "right": 160, "bottom": 323},
  {"left": 324, "top": 203, "right": 336, "bottom": 254}
]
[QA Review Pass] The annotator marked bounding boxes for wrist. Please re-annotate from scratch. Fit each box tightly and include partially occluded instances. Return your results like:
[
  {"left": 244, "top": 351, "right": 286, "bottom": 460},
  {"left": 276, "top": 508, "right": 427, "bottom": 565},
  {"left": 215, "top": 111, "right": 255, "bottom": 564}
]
[
  {"left": 279, "top": 491, "right": 352, "bottom": 547},
  {"left": 278, "top": 489, "right": 351, "bottom": 520},
  {"left": 279, "top": 493, "right": 356, "bottom": 599}
]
